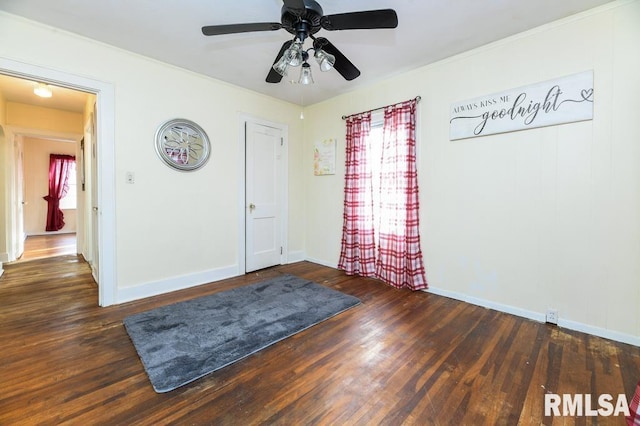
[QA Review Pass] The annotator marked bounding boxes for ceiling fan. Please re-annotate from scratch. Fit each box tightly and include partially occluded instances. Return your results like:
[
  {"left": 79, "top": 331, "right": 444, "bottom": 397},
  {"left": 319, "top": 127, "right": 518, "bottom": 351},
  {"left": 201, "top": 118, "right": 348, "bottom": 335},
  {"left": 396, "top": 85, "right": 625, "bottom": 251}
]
[{"left": 201, "top": 0, "right": 398, "bottom": 84}]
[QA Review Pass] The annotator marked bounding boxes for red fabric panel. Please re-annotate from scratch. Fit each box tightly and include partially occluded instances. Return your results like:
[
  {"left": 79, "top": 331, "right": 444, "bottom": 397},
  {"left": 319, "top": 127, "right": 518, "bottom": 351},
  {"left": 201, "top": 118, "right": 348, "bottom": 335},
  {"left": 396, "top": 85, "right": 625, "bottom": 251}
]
[
  {"left": 43, "top": 154, "right": 75, "bottom": 232},
  {"left": 338, "top": 112, "right": 377, "bottom": 277}
]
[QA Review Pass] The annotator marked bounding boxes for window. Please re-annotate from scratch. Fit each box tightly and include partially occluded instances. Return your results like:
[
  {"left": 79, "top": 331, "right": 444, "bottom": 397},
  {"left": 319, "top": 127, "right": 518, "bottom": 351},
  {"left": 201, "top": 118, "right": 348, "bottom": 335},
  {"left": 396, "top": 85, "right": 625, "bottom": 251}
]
[
  {"left": 368, "top": 118, "right": 384, "bottom": 244},
  {"left": 58, "top": 160, "right": 77, "bottom": 210},
  {"left": 338, "top": 99, "right": 427, "bottom": 290}
]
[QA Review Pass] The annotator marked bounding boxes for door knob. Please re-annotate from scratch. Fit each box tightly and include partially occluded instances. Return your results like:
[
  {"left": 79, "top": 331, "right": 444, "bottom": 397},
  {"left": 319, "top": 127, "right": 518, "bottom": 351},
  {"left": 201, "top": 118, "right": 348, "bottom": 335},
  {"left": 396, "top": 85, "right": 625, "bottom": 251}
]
[{"left": 249, "top": 203, "right": 256, "bottom": 212}]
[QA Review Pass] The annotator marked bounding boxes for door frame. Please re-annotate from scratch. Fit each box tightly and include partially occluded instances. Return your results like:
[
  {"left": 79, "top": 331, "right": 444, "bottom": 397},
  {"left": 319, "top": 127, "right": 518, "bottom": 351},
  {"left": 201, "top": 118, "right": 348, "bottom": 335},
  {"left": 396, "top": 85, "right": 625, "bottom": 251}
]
[
  {"left": 237, "top": 114, "right": 288, "bottom": 274},
  {"left": 0, "top": 58, "right": 117, "bottom": 307},
  {"left": 14, "top": 135, "right": 25, "bottom": 260},
  {"left": 5, "top": 128, "right": 81, "bottom": 258}
]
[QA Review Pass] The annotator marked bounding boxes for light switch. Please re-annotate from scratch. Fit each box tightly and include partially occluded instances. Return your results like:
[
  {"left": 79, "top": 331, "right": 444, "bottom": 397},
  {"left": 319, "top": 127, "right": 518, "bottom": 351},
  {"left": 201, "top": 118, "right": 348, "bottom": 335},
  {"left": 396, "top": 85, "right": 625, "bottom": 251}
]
[{"left": 126, "top": 171, "right": 135, "bottom": 184}]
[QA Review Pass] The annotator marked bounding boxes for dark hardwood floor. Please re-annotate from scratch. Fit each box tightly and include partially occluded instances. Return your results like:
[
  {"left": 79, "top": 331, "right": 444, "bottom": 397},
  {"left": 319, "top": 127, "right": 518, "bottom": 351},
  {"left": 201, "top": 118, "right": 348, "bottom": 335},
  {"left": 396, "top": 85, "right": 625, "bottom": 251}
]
[
  {"left": 9, "top": 233, "right": 77, "bottom": 263},
  {"left": 1, "top": 257, "right": 638, "bottom": 425}
]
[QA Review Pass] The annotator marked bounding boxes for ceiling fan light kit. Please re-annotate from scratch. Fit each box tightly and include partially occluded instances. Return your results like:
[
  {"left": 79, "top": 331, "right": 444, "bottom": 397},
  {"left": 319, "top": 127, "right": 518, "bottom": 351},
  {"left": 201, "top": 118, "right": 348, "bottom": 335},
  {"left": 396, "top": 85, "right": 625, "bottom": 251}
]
[{"left": 202, "top": 0, "right": 398, "bottom": 85}]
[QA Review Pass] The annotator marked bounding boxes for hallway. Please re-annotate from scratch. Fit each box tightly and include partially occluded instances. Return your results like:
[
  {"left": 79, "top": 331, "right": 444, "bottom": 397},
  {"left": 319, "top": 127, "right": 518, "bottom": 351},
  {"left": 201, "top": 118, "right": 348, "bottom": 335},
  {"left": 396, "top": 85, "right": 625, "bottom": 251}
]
[{"left": 12, "top": 233, "right": 76, "bottom": 263}]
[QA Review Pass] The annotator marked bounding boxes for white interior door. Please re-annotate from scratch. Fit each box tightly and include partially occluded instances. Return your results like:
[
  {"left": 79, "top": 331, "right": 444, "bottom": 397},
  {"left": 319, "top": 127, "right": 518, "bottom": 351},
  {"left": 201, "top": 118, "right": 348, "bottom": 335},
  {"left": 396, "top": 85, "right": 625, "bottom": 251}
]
[
  {"left": 245, "top": 121, "right": 283, "bottom": 272},
  {"left": 90, "top": 107, "right": 99, "bottom": 282}
]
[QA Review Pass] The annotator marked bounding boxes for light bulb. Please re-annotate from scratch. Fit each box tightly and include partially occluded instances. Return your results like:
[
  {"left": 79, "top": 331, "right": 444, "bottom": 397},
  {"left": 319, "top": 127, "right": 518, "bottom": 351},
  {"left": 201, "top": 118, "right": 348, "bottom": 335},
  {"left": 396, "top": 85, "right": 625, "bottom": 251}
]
[
  {"left": 273, "top": 51, "right": 291, "bottom": 76},
  {"left": 34, "top": 83, "right": 52, "bottom": 98},
  {"left": 314, "top": 49, "right": 335, "bottom": 72},
  {"left": 298, "top": 63, "right": 314, "bottom": 85},
  {"left": 287, "top": 40, "right": 304, "bottom": 67}
]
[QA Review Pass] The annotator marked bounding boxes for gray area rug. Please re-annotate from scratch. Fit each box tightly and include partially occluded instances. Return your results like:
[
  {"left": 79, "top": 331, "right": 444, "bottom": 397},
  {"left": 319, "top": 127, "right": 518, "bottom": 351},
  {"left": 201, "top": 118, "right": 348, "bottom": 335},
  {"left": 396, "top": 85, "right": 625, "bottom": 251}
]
[{"left": 123, "top": 274, "right": 361, "bottom": 393}]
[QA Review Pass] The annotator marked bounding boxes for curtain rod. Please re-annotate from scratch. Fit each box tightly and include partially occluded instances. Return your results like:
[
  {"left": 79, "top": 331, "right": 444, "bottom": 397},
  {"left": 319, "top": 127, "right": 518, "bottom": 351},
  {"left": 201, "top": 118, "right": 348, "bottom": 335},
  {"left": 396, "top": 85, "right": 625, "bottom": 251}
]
[{"left": 341, "top": 96, "right": 421, "bottom": 120}]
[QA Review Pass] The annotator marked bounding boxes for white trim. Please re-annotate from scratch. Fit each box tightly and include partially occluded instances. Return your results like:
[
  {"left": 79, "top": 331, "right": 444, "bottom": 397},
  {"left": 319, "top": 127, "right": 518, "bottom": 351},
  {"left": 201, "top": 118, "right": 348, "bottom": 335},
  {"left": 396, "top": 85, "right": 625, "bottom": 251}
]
[
  {"left": 304, "top": 256, "right": 338, "bottom": 269},
  {"left": 427, "top": 286, "right": 545, "bottom": 322},
  {"left": 2, "top": 127, "right": 81, "bottom": 143},
  {"left": 26, "top": 231, "right": 76, "bottom": 236},
  {"left": 557, "top": 318, "right": 640, "bottom": 348},
  {"left": 427, "top": 286, "right": 640, "bottom": 347},
  {"left": 238, "top": 113, "right": 289, "bottom": 273},
  {"left": 237, "top": 118, "right": 247, "bottom": 275},
  {"left": 116, "top": 265, "right": 239, "bottom": 304},
  {"left": 280, "top": 125, "right": 289, "bottom": 265},
  {"left": 0, "top": 57, "right": 117, "bottom": 307}
]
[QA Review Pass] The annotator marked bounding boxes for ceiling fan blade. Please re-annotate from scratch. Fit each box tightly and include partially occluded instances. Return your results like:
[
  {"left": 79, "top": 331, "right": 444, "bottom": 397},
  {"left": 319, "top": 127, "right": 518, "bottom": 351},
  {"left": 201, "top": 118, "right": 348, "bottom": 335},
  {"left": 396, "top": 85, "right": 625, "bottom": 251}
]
[
  {"left": 314, "top": 37, "right": 361, "bottom": 81},
  {"left": 321, "top": 9, "right": 398, "bottom": 31},
  {"left": 202, "top": 22, "right": 282, "bottom": 36},
  {"left": 266, "top": 40, "right": 294, "bottom": 83},
  {"left": 282, "top": 0, "right": 307, "bottom": 16}
]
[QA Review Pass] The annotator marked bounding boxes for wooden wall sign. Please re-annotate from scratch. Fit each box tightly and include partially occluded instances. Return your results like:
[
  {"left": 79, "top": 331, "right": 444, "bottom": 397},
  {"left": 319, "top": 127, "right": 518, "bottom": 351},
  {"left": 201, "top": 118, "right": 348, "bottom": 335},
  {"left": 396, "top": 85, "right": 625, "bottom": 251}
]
[{"left": 449, "top": 71, "right": 593, "bottom": 140}]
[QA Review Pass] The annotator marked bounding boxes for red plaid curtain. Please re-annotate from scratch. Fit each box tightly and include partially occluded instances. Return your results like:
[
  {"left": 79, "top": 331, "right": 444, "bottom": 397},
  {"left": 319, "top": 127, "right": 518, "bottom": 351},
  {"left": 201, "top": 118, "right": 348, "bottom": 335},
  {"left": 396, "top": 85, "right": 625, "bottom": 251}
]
[
  {"left": 339, "top": 99, "right": 427, "bottom": 290},
  {"left": 338, "top": 112, "right": 376, "bottom": 276},
  {"left": 43, "top": 154, "right": 75, "bottom": 232},
  {"left": 628, "top": 378, "right": 640, "bottom": 425}
]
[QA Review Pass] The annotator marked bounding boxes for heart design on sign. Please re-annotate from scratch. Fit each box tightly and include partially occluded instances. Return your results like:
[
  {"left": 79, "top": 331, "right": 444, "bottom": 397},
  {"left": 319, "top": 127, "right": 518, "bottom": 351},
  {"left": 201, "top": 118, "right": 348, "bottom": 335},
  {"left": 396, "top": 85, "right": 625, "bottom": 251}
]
[{"left": 581, "top": 88, "right": 594, "bottom": 101}]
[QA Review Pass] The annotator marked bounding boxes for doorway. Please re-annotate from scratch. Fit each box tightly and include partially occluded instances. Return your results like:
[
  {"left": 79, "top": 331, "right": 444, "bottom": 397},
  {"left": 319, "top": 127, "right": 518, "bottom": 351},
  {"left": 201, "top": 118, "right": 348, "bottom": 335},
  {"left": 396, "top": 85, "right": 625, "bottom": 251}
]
[
  {"left": 0, "top": 72, "right": 86, "bottom": 264},
  {"left": 240, "top": 116, "right": 288, "bottom": 273},
  {"left": 0, "top": 57, "right": 116, "bottom": 306},
  {"left": 14, "top": 133, "right": 82, "bottom": 263}
]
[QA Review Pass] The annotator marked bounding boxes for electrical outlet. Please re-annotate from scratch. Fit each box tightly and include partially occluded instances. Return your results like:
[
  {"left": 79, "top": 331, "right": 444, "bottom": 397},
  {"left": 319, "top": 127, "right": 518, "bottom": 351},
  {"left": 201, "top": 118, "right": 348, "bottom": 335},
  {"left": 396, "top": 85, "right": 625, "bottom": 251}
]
[
  {"left": 546, "top": 308, "right": 558, "bottom": 325},
  {"left": 126, "top": 171, "right": 135, "bottom": 184}
]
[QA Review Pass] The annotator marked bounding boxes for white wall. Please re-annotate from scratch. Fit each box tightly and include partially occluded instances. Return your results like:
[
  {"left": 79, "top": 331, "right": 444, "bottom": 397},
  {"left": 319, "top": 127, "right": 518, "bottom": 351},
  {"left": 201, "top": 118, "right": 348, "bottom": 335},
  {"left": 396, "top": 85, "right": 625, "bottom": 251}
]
[
  {"left": 0, "top": 12, "right": 304, "bottom": 298},
  {"left": 303, "top": 0, "right": 640, "bottom": 345}
]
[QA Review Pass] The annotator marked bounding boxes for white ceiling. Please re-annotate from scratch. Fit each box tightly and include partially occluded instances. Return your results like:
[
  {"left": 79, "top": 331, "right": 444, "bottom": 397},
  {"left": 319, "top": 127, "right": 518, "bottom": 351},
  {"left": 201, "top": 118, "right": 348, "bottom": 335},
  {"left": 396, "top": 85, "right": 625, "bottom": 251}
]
[{"left": 0, "top": 0, "right": 615, "bottom": 109}]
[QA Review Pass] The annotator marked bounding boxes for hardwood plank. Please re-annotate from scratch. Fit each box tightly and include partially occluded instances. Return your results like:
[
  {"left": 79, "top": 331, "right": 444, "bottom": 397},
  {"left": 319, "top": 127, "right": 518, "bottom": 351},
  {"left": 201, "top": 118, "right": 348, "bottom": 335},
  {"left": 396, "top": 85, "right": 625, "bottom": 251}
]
[
  {"left": 8, "top": 233, "right": 77, "bottom": 263},
  {"left": 1, "top": 257, "right": 639, "bottom": 425}
]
